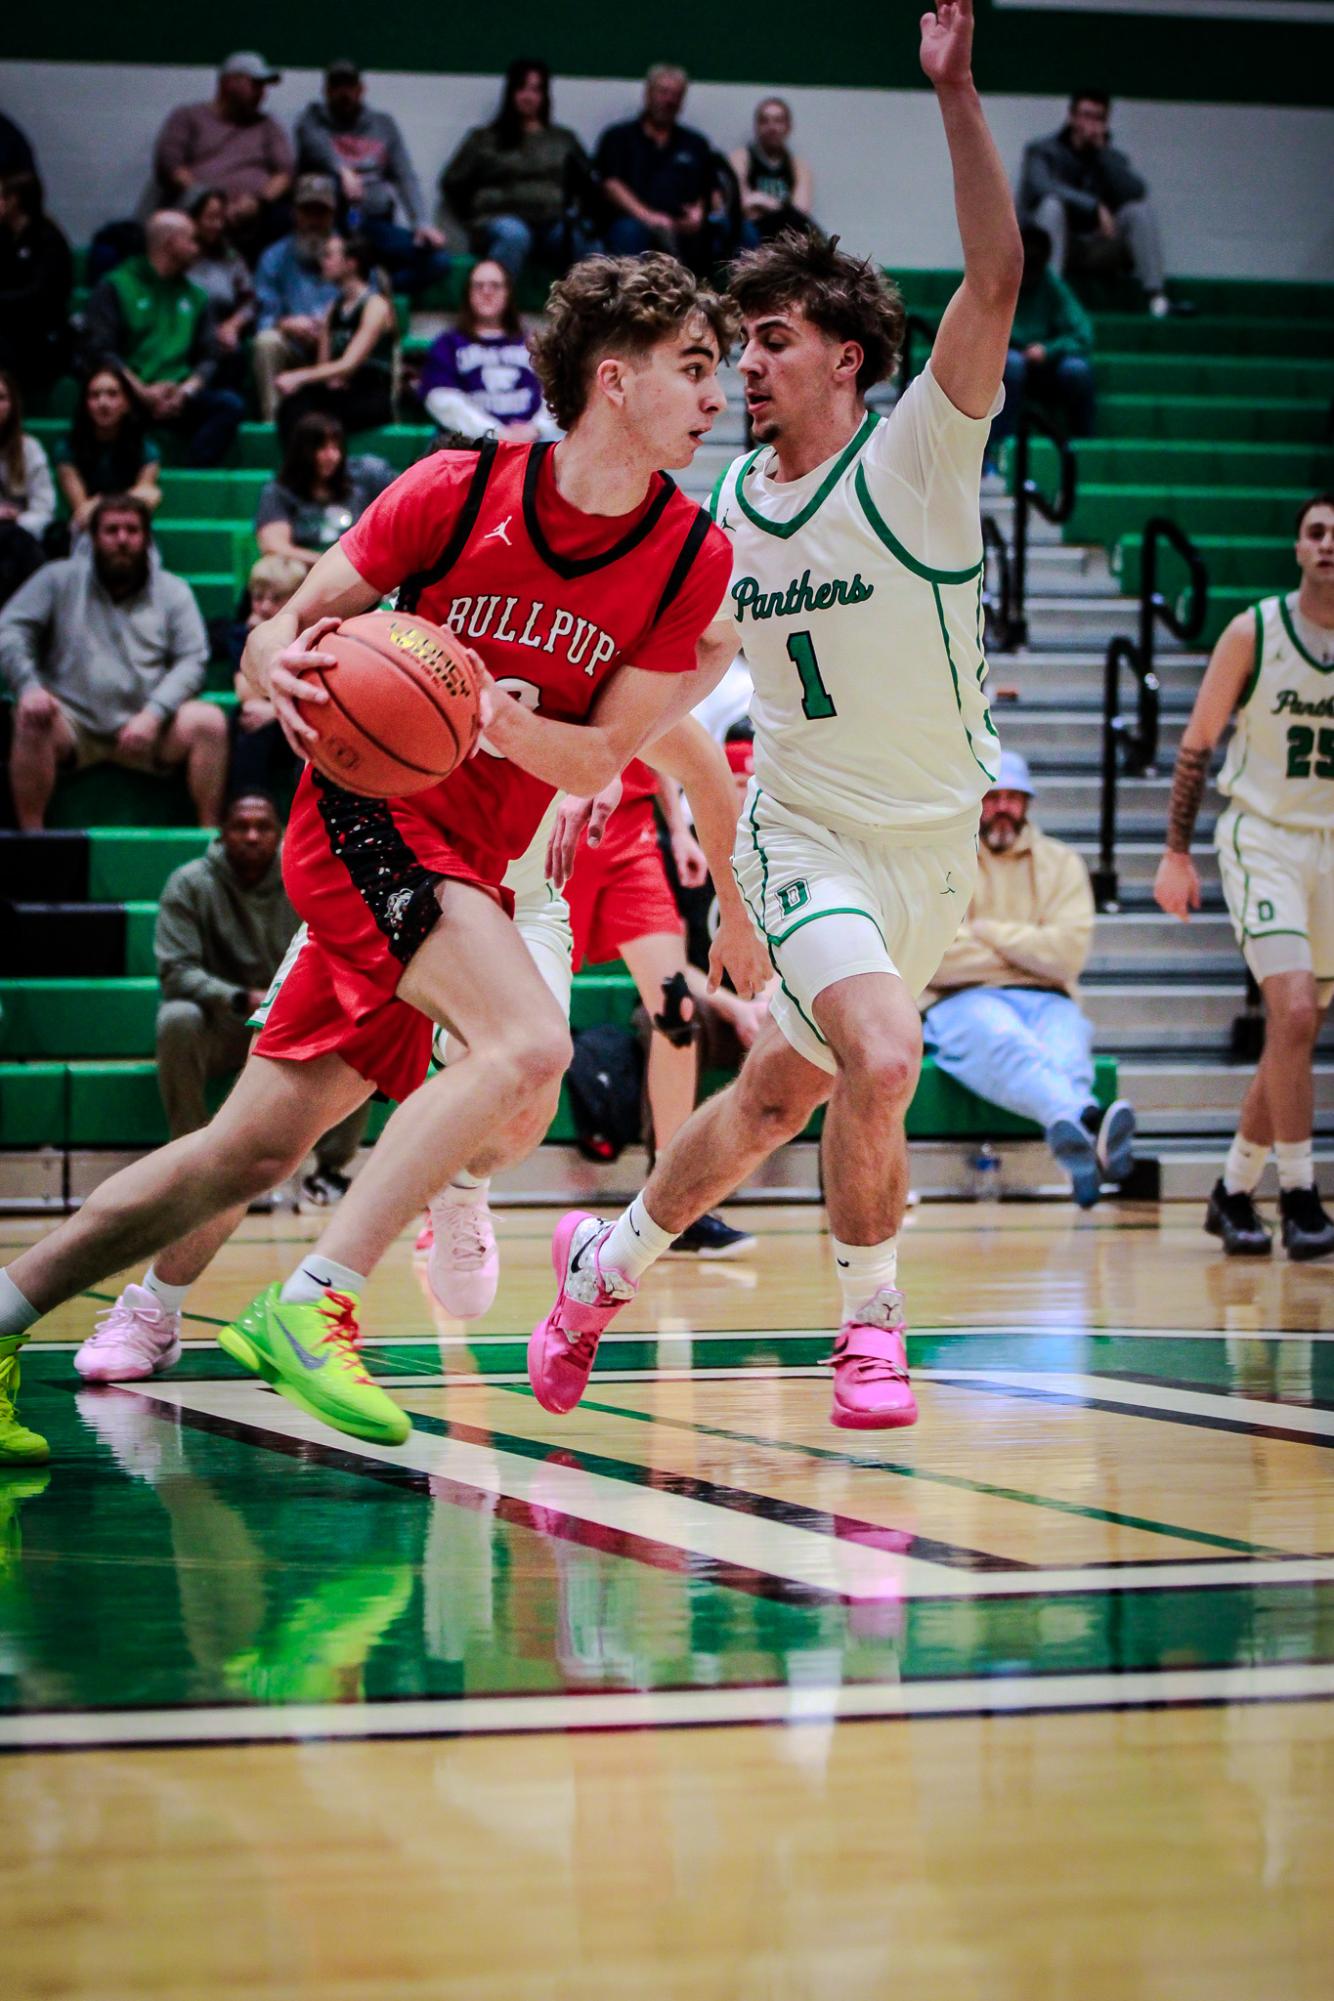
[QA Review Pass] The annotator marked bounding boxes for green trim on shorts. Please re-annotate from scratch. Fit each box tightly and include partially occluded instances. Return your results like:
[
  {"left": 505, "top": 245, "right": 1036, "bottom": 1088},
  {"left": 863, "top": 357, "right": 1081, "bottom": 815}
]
[
  {"left": 853, "top": 464, "right": 984, "bottom": 586},
  {"left": 733, "top": 412, "right": 879, "bottom": 541},
  {"left": 1246, "top": 927, "right": 1309, "bottom": 940},
  {"left": 770, "top": 903, "right": 888, "bottom": 951},
  {"left": 931, "top": 582, "right": 999, "bottom": 784},
  {"left": 748, "top": 788, "right": 828, "bottom": 1056},
  {"left": 1231, "top": 810, "right": 1254, "bottom": 939}
]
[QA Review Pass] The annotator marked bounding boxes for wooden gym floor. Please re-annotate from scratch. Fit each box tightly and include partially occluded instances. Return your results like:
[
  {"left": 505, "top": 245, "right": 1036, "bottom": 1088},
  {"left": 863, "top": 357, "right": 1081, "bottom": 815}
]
[{"left": 2, "top": 1198, "right": 1331, "bottom": 1999}]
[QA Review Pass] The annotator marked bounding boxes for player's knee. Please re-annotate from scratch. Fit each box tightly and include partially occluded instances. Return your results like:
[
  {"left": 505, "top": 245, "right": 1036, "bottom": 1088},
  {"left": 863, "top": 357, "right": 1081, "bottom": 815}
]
[
  {"left": 498, "top": 1019, "right": 572, "bottom": 1100},
  {"left": 736, "top": 1066, "right": 825, "bottom": 1146},
  {"left": 849, "top": 1033, "right": 920, "bottom": 1107},
  {"left": 1270, "top": 995, "right": 1320, "bottom": 1048}
]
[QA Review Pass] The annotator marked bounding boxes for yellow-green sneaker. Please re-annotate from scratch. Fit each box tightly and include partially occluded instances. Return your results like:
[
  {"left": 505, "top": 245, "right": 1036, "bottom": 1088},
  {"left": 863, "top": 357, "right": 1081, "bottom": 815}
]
[
  {"left": 0, "top": 1336, "right": 49, "bottom": 1465},
  {"left": 218, "top": 1284, "right": 410, "bottom": 1448}
]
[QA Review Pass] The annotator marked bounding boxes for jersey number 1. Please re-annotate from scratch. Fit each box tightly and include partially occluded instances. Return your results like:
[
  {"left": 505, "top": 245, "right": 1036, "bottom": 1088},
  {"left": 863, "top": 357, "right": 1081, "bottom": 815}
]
[{"left": 787, "top": 630, "right": 837, "bottom": 721}]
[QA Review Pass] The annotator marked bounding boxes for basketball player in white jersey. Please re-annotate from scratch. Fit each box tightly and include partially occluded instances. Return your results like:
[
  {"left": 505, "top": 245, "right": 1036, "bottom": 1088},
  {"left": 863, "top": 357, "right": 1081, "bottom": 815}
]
[
  {"left": 1155, "top": 492, "right": 1334, "bottom": 1261},
  {"left": 529, "top": 0, "right": 1023, "bottom": 1429}
]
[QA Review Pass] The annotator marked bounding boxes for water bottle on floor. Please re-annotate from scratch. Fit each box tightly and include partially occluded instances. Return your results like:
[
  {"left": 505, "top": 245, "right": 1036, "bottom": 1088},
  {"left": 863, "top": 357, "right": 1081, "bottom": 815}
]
[{"left": 967, "top": 1144, "right": 1002, "bottom": 1201}]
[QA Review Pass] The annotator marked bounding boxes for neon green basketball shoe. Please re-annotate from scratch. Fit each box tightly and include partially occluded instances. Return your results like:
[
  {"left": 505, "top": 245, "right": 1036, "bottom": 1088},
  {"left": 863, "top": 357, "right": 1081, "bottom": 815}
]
[
  {"left": 0, "top": 1335, "right": 50, "bottom": 1465},
  {"left": 218, "top": 1283, "right": 411, "bottom": 1448}
]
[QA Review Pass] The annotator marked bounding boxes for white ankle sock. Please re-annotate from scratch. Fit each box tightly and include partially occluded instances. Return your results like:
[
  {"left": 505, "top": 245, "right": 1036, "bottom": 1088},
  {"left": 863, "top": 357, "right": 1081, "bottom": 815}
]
[
  {"left": 142, "top": 1266, "right": 190, "bottom": 1316},
  {"left": 0, "top": 1269, "right": 38, "bottom": 1340},
  {"left": 832, "top": 1236, "right": 899, "bottom": 1322},
  {"left": 1275, "top": 1140, "right": 1314, "bottom": 1193},
  {"left": 445, "top": 1173, "right": 490, "bottom": 1203},
  {"left": 1223, "top": 1134, "right": 1270, "bottom": 1196},
  {"left": 602, "top": 1195, "right": 676, "bottom": 1283},
  {"left": 280, "top": 1256, "right": 368, "bottom": 1304}
]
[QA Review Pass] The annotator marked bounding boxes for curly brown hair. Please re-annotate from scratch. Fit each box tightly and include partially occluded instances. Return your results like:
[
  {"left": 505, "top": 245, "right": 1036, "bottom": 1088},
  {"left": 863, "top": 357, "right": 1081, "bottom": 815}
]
[
  {"left": 727, "top": 230, "right": 905, "bottom": 394},
  {"left": 530, "top": 253, "right": 739, "bottom": 431}
]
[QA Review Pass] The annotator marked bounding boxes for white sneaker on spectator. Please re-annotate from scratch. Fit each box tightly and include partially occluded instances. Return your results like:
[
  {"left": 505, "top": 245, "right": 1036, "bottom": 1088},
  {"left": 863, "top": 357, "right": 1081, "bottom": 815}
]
[{"left": 73, "top": 1285, "right": 182, "bottom": 1383}]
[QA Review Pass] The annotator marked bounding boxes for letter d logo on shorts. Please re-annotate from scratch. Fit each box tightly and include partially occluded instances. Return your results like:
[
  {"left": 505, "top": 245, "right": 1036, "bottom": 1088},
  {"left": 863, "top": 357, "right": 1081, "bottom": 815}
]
[{"left": 776, "top": 879, "right": 810, "bottom": 918}]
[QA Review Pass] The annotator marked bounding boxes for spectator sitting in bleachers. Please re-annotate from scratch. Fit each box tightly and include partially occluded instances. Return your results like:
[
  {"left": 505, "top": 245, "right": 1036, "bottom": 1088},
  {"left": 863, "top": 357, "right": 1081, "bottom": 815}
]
[
  {"left": 418, "top": 260, "right": 558, "bottom": 442},
  {"left": 273, "top": 232, "right": 396, "bottom": 441},
  {"left": 0, "top": 172, "right": 73, "bottom": 396},
  {"left": 0, "top": 492, "right": 225, "bottom": 830},
  {"left": 921, "top": 750, "right": 1136, "bottom": 1208},
  {"left": 441, "top": 59, "right": 595, "bottom": 283},
  {"left": 297, "top": 59, "right": 451, "bottom": 297},
  {"left": 1018, "top": 88, "right": 1178, "bottom": 318},
  {"left": 55, "top": 366, "right": 160, "bottom": 538},
  {"left": 255, "top": 410, "right": 393, "bottom": 571},
  {"left": 251, "top": 177, "right": 340, "bottom": 422},
  {"left": 79, "top": 212, "right": 244, "bottom": 469},
  {"left": 225, "top": 553, "right": 306, "bottom": 804},
  {"left": 729, "top": 98, "right": 815, "bottom": 243},
  {"left": 594, "top": 65, "right": 727, "bottom": 278},
  {"left": 153, "top": 51, "right": 293, "bottom": 261},
  {"left": 185, "top": 188, "right": 255, "bottom": 359},
  {"left": 0, "top": 371, "right": 55, "bottom": 606},
  {"left": 0, "top": 109, "right": 34, "bottom": 180},
  {"left": 988, "top": 224, "right": 1095, "bottom": 468}
]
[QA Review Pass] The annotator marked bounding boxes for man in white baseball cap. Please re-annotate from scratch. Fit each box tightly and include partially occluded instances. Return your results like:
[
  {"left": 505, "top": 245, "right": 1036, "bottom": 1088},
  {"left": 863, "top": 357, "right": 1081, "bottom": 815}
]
[
  {"left": 922, "top": 747, "right": 1135, "bottom": 1205},
  {"left": 154, "top": 51, "right": 293, "bottom": 254}
]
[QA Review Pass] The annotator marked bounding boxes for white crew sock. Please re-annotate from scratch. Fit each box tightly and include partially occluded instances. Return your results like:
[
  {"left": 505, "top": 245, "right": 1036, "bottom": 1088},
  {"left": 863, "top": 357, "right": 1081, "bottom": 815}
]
[
  {"left": 832, "top": 1235, "right": 899, "bottom": 1323},
  {"left": 602, "top": 1194, "right": 676, "bottom": 1283},
  {"left": 1223, "top": 1134, "right": 1270, "bottom": 1197},
  {"left": 142, "top": 1266, "right": 190, "bottom": 1316},
  {"left": 280, "top": 1256, "right": 368, "bottom": 1304},
  {"left": 445, "top": 1172, "right": 490, "bottom": 1201},
  {"left": 1275, "top": 1140, "right": 1314, "bottom": 1194},
  {"left": 0, "top": 1269, "right": 39, "bottom": 1341}
]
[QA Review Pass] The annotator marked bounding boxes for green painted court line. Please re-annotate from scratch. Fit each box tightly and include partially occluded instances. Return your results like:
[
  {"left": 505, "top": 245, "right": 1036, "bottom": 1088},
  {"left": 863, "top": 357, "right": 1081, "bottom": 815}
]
[{"left": 499, "top": 1385, "right": 1283, "bottom": 1559}]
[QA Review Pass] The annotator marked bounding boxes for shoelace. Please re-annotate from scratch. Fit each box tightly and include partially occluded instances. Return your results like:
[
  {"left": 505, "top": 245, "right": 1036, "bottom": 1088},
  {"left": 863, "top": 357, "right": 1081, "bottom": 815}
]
[
  {"left": 318, "top": 1292, "right": 373, "bottom": 1385},
  {"left": 827, "top": 1349, "right": 911, "bottom": 1385},
  {"left": 88, "top": 1302, "right": 165, "bottom": 1351},
  {"left": 446, "top": 1206, "right": 493, "bottom": 1270},
  {"left": 561, "top": 1326, "right": 601, "bottom": 1368}
]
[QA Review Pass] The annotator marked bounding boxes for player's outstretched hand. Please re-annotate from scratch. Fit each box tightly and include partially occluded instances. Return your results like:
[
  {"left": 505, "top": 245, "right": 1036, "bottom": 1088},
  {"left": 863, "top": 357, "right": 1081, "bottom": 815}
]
[
  {"left": 545, "top": 778, "right": 624, "bottom": 889},
  {"left": 267, "top": 617, "right": 341, "bottom": 752},
  {"left": 920, "top": 0, "right": 974, "bottom": 89},
  {"left": 1153, "top": 850, "right": 1201, "bottom": 922},
  {"left": 710, "top": 905, "right": 770, "bottom": 1000}
]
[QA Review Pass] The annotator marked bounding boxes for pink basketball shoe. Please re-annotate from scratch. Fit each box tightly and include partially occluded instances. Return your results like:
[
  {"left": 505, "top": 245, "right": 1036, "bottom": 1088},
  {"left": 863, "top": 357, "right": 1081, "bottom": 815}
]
[
  {"left": 828, "top": 1291, "right": 918, "bottom": 1430},
  {"left": 527, "top": 1212, "right": 635, "bottom": 1415},
  {"left": 74, "top": 1284, "right": 183, "bottom": 1383},
  {"left": 426, "top": 1187, "right": 500, "bottom": 1320}
]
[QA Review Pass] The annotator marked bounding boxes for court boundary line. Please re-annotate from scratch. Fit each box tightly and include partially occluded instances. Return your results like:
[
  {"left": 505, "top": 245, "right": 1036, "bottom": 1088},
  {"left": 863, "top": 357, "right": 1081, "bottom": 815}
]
[{"left": 3, "top": 1663, "right": 1331, "bottom": 1755}]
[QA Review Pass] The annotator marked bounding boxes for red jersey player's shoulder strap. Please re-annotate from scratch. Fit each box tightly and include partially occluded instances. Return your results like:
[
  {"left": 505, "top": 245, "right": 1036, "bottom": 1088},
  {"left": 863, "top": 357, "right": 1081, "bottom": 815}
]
[
  {"left": 650, "top": 505, "right": 715, "bottom": 627},
  {"left": 395, "top": 438, "right": 499, "bottom": 614}
]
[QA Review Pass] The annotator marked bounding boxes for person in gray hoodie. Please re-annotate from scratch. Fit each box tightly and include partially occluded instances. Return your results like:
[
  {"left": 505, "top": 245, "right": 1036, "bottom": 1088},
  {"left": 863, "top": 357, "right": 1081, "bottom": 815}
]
[
  {"left": 295, "top": 60, "right": 451, "bottom": 296},
  {"left": 1017, "top": 88, "right": 1177, "bottom": 316},
  {"left": 0, "top": 492, "right": 226, "bottom": 828}
]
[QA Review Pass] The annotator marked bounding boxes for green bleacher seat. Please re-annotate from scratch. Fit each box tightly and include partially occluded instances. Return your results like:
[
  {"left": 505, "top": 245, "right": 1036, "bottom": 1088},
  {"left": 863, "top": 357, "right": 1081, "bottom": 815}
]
[
  {"left": 158, "top": 470, "right": 269, "bottom": 517},
  {"left": 1114, "top": 534, "right": 1295, "bottom": 595},
  {"left": 1088, "top": 314, "right": 1333, "bottom": 359},
  {"left": 1096, "top": 353, "right": 1331, "bottom": 401},
  {"left": 85, "top": 829, "right": 211, "bottom": 900},
  {"left": 1095, "top": 394, "right": 1326, "bottom": 446},
  {"left": 1066, "top": 484, "right": 1307, "bottom": 549},
  {"left": 0, "top": 1064, "right": 65, "bottom": 1146},
  {"left": 43, "top": 767, "right": 195, "bottom": 831}
]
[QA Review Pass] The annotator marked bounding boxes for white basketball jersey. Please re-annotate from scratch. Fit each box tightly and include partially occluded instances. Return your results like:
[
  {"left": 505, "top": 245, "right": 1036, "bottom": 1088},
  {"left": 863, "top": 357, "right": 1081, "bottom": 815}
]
[
  {"left": 709, "top": 366, "right": 999, "bottom": 843},
  {"left": 1218, "top": 593, "right": 1334, "bottom": 831}
]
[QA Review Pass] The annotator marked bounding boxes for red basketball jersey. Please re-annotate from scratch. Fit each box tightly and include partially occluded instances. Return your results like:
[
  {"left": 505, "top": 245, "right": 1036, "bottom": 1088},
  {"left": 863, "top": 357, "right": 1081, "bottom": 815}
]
[{"left": 321, "top": 440, "right": 730, "bottom": 883}]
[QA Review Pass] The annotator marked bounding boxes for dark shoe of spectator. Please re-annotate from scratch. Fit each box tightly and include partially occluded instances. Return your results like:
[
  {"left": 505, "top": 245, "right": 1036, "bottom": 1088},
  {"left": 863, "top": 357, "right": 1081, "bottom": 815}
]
[
  {"left": 1047, "top": 1117, "right": 1100, "bottom": 1209},
  {"left": 1278, "top": 1185, "right": 1334, "bottom": 1262},
  {"left": 301, "top": 1166, "right": 352, "bottom": 1208},
  {"left": 1083, "top": 1098, "right": 1135, "bottom": 1183},
  {"left": 668, "top": 1213, "right": 757, "bottom": 1258},
  {"left": 1204, "top": 1180, "right": 1272, "bottom": 1257}
]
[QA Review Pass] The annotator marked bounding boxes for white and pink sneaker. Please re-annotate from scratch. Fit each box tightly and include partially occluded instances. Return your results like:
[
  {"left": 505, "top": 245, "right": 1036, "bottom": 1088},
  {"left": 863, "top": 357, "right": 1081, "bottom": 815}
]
[
  {"left": 828, "top": 1290, "right": 918, "bottom": 1430},
  {"left": 528, "top": 1212, "right": 636, "bottom": 1415},
  {"left": 74, "top": 1284, "right": 183, "bottom": 1383},
  {"left": 426, "top": 1187, "right": 501, "bottom": 1320}
]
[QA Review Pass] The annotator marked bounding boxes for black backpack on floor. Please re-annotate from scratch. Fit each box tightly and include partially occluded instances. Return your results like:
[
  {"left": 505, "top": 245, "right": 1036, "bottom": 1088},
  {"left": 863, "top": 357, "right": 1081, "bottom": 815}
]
[{"left": 565, "top": 1025, "right": 644, "bottom": 1162}]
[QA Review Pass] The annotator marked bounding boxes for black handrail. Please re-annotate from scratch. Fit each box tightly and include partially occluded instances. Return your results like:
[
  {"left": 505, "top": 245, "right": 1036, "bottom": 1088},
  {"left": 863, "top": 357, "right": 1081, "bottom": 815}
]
[
  {"left": 980, "top": 513, "right": 1016, "bottom": 652},
  {"left": 1007, "top": 410, "right": 1078, "bottom": 650},
  {"left": 900, "top": 313, "right": 937, "bottom": 388},
  {"left": 1091, "top": 517, "right": 1209, "bottom": 911}
]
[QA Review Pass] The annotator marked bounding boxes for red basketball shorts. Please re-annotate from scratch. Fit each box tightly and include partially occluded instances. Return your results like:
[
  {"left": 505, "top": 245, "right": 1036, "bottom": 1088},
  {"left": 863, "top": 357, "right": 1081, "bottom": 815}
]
[{"left": 565, "top": 798, "right": 684, "bottom": 972}]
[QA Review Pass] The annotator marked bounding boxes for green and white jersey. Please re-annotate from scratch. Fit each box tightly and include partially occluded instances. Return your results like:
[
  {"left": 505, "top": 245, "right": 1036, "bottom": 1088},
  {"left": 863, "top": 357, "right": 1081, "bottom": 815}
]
[
  {"left": 708, "top": 363, "right": 999, "bottom": 843},
  {"left": 1218, "top": 592, "right": 1334, "bottom": 831}
]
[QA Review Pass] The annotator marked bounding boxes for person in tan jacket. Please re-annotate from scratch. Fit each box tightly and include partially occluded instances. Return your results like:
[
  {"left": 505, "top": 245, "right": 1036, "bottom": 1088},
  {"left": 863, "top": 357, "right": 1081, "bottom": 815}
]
[{"left": 922, "top": 750, "right": 1135, "bottom": 1206}]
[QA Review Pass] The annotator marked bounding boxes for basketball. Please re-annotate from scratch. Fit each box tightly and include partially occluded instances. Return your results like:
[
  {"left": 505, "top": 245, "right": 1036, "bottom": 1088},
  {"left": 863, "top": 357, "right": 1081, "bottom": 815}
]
[{"left": 303, "top": 609, "right": 483, "bottom": 797}]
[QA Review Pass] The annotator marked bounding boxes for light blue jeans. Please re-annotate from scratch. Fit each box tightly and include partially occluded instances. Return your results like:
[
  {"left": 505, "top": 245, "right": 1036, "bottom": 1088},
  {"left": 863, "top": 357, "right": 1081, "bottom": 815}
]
[{"left": 924, "top": 986, "right": 1095, "bottom": 1132}]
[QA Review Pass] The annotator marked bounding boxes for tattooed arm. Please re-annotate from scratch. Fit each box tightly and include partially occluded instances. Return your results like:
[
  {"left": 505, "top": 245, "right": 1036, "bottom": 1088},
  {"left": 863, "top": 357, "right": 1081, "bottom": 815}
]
[{"left": 1154, "top": 613, "right": 1258, "bottom": 921}]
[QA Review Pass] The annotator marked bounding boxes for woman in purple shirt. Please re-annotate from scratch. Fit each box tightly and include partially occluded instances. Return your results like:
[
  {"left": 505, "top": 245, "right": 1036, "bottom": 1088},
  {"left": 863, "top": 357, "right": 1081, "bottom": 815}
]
[{"left": 417, "top": 260, "right": 559, "bottom": 441}]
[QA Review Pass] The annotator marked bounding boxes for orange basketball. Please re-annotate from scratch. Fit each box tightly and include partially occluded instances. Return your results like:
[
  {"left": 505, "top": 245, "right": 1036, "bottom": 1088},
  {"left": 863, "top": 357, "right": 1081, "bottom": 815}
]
[{"left": 304, "top": 610, "right": 483, "bottom": 798}]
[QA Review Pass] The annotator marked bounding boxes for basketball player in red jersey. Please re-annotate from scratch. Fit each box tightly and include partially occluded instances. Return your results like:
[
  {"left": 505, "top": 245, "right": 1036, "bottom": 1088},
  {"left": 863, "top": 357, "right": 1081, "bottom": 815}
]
[{"left": 0, "top": 255, "right": 769, "bottom": 1459}]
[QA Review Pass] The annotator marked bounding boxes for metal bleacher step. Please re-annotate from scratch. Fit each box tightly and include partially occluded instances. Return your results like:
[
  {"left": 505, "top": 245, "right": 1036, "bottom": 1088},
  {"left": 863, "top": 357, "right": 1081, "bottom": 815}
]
[
  {"left": 1009, "top": 712, "right": 1188, "bottom": 767},
  {"left": 988, "top": 649, "right": 1207, "bottom": 709},
  {"left": 1086, "top": 912, "right": 1237, "bottom": 976},
  {"left": 1120, "top": 1060, "right": 1334, "bottom": 1137},
  {"left": 1082, "top": 981, "right": 1334, "bottom": 1054}
]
